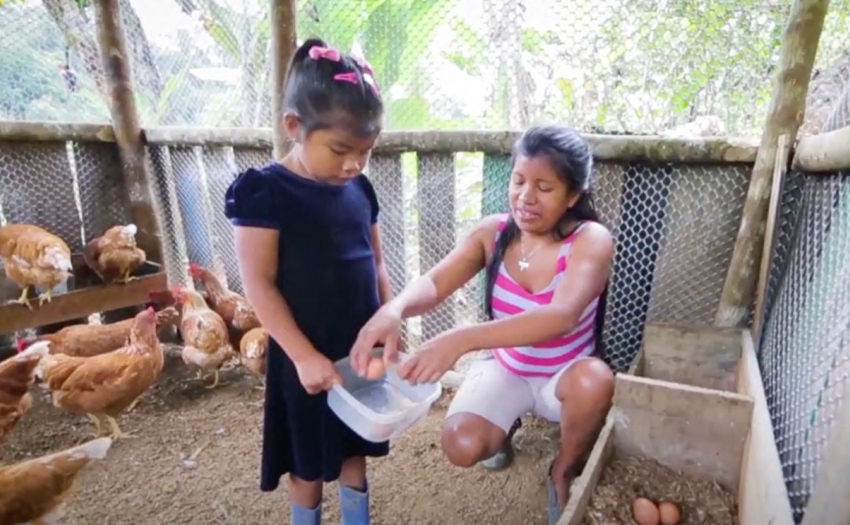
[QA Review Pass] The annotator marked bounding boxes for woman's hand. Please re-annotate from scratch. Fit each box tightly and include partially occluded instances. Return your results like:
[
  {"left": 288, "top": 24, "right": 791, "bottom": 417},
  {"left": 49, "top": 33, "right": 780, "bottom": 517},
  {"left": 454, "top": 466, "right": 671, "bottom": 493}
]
[
  {"left": 294, "top": 353, "right": 343, "bottom": 394},
  {"left": 397, "top": 331, "right": 467, "bottom": 384},
  {"left": 350, "top": 303, "right": 404, "bottom": 376}
]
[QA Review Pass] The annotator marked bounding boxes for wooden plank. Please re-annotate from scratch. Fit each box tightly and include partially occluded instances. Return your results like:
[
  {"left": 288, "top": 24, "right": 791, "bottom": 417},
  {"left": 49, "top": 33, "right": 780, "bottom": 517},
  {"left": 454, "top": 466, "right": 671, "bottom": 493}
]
[
  {"left": 368, "top": 154, "right": 407, "bottom": 295},
  {"left": 736, "top": 330, "right": 795, "bottom": 525},
  {"left": 753, "top": 134, "right": 790, "bottom": 340},
  {"left": 417, "top": 153, "right": 456, "bottom": 340},
  {"left": 557, "top": 415, "right": 617, "bottom": 525},
  {"left": 0, "top": 261, "right": 167, "bottom": 335},
  {"left": 641, "top": 324, "right": 742, "bottom": 392},
  {"left": 612, "top": 374, "right": 753, "bottom": 491}
]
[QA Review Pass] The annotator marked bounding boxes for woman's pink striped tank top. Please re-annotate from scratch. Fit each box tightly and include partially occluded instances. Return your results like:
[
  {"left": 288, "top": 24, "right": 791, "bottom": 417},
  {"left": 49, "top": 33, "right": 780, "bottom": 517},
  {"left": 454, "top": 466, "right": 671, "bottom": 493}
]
[{"left": 490, "top": 215, "right": 599, "bottom": 377}]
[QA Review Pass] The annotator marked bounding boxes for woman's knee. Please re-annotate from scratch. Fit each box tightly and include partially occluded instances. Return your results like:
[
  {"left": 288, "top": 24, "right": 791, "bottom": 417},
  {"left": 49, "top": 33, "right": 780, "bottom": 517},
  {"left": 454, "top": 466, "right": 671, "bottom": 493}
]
[
  {"left": 556, "top": 357, "right": 615, "bottom": 408},
  {"left": 440, "top": 413, "right": 502, "bottom": 468}
]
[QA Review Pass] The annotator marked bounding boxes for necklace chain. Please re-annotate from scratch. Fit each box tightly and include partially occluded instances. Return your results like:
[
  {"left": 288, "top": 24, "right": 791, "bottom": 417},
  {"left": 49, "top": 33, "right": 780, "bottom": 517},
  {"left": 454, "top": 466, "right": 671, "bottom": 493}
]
[{"left": 518, "top": 237, "right": 545, "bottom": 271}]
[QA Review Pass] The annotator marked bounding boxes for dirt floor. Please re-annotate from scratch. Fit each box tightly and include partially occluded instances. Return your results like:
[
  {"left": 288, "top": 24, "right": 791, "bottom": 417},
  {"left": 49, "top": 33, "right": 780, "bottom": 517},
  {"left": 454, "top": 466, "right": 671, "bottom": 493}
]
[{"left": 2, "top": 347, "right": 562, "bottom": 525}]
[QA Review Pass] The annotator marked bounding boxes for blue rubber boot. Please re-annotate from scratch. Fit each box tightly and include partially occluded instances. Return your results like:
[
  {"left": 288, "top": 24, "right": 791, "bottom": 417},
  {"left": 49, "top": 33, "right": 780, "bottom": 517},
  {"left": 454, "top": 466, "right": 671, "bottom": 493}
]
[
  {"left": 291, "top": 502, "right": 321, "bottom": 525},
  {"left": 339, "top": 482, "right": 370, "bottom": 525}
]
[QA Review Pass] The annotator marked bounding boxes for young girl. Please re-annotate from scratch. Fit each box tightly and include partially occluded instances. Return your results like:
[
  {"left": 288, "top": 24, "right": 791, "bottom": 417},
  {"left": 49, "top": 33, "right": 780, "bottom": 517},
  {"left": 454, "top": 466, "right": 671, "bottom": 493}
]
[
  {"left": 350, "top": 125, "right": 615, "bottom": 523},
  {"left": 225, "top": 38, "right": 391, "bottom": 525}
]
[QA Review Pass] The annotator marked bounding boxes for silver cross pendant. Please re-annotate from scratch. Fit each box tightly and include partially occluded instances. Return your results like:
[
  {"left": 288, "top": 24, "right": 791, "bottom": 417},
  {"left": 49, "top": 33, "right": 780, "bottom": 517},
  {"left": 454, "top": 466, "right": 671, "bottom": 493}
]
[{"left": 518, "top": 260, "right": 529, "bottom": 271}]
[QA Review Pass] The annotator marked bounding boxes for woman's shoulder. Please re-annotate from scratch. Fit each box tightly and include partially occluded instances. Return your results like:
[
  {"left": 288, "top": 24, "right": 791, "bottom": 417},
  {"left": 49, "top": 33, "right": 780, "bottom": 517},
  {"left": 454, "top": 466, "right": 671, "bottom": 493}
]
[
  {"left": 466, "top": 213, "right": 510, "bottom": 246},
  {"left": 568, "top": 221, "right": 614, "bottom": 260}
]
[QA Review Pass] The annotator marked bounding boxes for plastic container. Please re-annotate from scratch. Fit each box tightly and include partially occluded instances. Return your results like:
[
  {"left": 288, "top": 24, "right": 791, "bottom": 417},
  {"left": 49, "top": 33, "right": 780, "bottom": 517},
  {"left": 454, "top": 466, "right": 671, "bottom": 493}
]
[{"left": 328, "top": 348, "right": 442, "bottom": 443}]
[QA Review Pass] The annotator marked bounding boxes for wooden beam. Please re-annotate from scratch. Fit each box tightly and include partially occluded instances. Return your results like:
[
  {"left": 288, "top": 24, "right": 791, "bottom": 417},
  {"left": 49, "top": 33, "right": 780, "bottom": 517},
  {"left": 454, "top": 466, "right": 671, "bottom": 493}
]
[
  {"left": 269, "top": 0, "right": 297, "bottom": 159},
  {"left": 792, "top": 124, "right": 850, "bottom": 172},
  {"left": 753, "top": 134, "right": 790, "bottom": 339},
  {"left": 735, "top": 330, "right": 795, "bottom": 525},
  {"left": 0, "top": 121, "right": 115, "bottom": 142},
  {"left": 715, "top": 0, "right": 830, "bottom": 327},
  {"left": 92, "top": 0, "right": 164, "bottom": 265}
]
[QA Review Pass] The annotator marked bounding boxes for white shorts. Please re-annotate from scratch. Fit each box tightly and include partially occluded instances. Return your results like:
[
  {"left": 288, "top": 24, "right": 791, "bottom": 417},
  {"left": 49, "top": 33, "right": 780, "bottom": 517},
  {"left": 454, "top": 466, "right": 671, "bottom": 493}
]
[{"left": 445, "top": 353, "right": 589, "bottom": 433}]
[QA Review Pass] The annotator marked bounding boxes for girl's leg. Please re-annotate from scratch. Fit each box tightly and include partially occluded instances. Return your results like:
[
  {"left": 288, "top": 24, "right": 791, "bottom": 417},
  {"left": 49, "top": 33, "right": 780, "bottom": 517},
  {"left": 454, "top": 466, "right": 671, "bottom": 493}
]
[
  {"left": 537, "top": 357, "right": 614, "bottom": 521},
  {"left": 338, "top": 456, "right": 369, "bottom": 525},
  {"left": 289, "top": 475, "right": 323, "bottom": 525},
  {"left": 441, "top": 357, "right": 534, "bottom": 468}
]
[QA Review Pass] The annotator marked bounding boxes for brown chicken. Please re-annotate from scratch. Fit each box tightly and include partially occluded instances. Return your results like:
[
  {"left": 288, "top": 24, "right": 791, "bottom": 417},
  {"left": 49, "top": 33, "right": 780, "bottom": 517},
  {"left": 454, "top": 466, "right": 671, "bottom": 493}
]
[
  {"left": 0, "top": 437, "right": 112, "bottom": 525},
  {"left": 172, "top": 286, "right": 235, "bottom": 389},
  {"left": 0, "top": 341, "right": 50, "bottom": 443},
  {"left": 37, "top": 307, "right": 164, "bottom": 440},
  {"left": 0, "top": 224, "right": 73, "bottom": 309},
  {"left": 188, "top": 263, "right": 260, "bottom": 343},
  {"left": 17, "top": 307, "right": 179, "bottom": 358},
  {"left": 240, "top": 327, "right": 268, "bottom": 388},
  {"left": 83, "top": 224, "right": 146, "bottom": 284}
]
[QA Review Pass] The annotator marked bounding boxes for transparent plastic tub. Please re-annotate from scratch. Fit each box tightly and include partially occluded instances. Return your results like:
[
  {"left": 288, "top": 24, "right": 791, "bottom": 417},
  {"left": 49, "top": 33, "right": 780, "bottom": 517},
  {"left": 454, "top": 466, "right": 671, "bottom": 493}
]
[{"left": 328, "top": 348, "right": 442, "bottom": 443}]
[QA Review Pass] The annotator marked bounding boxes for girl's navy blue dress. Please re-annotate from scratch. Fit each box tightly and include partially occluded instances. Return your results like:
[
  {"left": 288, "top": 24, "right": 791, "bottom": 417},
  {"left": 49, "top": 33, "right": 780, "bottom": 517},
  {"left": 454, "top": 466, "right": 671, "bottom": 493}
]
[{"left": 224, "top": 162, "right": 390, "bottom": 490}]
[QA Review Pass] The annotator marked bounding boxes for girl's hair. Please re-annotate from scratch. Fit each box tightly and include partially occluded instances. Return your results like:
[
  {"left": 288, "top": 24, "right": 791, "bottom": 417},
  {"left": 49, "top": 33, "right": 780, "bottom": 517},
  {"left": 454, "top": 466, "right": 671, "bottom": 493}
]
[
  {"left": 483, "top": 125, "right": 609, "bottom": 356},
  {"left": 283, "top": 37, "right": 383, "bottom": 138}
]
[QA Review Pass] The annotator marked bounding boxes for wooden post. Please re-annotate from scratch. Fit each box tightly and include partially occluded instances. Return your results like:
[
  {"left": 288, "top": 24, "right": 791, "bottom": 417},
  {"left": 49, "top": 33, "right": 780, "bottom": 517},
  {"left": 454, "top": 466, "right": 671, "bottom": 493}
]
[
  {"left": 270, "top": 0, "right": 298, "bottom": 160},
  {"left": 799, "top": 386, "right": 850, "bottom": 525},
  {"left": 714, "top": 0, "right": 829, "bottom": 327},
  {"left": 93, "top": 0, "right": 164, "bottom": 265}
]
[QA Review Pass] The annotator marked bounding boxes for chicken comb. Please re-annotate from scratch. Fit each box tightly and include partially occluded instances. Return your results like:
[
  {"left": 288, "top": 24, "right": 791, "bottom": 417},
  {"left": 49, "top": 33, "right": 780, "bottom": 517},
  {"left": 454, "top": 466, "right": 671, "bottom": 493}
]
[
  {"left": 145, "top": 306, "right": 156, "bottom": 315},
  {"left": 15, "top": 336, "right": 32, "bottom": 354},
  {"left": 188, "top": 263, "right": 204, "bottom": 276}
]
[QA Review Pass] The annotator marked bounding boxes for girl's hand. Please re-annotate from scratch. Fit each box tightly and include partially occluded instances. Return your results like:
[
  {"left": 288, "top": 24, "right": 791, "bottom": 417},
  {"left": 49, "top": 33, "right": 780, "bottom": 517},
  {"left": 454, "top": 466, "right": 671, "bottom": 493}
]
[
  {"left": 294, "top": 353, "right": 343, "bottom": 394},
  {"left": 350, "top": 304, "right": 403, "bottom": 376},
  {"left": 397, "top": 331, "right": 466, "bottom": 384}
]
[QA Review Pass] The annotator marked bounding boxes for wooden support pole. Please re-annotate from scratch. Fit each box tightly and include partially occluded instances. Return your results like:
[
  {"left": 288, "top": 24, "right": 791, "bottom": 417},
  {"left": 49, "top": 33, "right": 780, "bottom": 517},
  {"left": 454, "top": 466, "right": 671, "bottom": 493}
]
[
  {"left": 93, "top": 0, "right": 164, "bottom": 265},
  {"left": 270, "top": 0, "right": 298, "bottom": 160},
  {"left": 752, "top": 134, "right": 790, "bottom": 340},
  {"left": 714, "top": 0, "right": 829, "bottom": 327},
  {"left": 799, "top": 387, "right": 850, "bottom": 525}
]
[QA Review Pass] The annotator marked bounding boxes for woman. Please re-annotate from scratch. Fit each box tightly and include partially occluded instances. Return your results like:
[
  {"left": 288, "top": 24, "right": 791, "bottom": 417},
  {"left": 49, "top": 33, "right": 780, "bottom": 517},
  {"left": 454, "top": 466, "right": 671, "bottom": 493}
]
[{"left": 350, "top": 124, "right": 615, "bottom": 522}]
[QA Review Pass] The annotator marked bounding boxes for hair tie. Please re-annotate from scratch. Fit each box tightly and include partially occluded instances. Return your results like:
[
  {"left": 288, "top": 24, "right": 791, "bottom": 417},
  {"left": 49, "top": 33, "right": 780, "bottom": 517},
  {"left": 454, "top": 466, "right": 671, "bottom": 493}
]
[
  {"left": 333, "top": 72, "right": 359, "bottom": 85},
  {"left": 308, "top": 46, "right": 341, "bottom": 62}
]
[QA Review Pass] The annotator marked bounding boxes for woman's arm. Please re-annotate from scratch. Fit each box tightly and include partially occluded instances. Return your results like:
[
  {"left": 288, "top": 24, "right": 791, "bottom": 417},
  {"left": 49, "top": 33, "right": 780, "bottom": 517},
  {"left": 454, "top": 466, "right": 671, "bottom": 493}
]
[
  {"left": 233, "top": 226, "right": 323, "bottom": 364},
  {"left": 371, "top": 224, "right": 394, "bottom": 305},
  {"left": 451, "top": 223, "right": 614, "bottom": 351},
  {"left": 384, "top": 214, "right": 502, "bottom": 318}
]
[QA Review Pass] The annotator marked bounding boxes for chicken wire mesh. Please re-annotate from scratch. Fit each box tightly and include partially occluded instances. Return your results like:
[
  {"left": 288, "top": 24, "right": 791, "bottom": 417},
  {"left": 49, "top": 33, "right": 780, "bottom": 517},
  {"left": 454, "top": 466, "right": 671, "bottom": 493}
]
[
  {"left": 758, "top": 173, "right": 850, "bottom": 524},
  {"left": 4, "top": 0, "right": 850, "bottom": 135},
  {"left": 146, "top": 145, "right": 751, "bottom": 374}
]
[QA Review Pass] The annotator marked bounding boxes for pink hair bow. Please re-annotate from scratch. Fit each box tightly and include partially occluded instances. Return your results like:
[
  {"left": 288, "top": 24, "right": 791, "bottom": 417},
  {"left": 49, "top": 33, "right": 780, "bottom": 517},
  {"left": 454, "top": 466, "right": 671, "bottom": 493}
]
[
  {"left": 333, "top": 72, "right": 359, "bottom": 85},
  {"left": 308, "top": 46, "right": 341, "bottom": 62},
  {"left": 356, "top": 58, "right": 381, "bottom": 97}
]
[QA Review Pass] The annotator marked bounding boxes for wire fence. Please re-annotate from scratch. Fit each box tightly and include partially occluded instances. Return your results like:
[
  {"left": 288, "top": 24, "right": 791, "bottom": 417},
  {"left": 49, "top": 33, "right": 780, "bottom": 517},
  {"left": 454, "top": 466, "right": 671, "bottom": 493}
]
[
  {"left": 758, "top": 74, "right": 850, "bottom": 523},
  {"left": 2, "top": 0, "right": 850, "bottom": 135}
]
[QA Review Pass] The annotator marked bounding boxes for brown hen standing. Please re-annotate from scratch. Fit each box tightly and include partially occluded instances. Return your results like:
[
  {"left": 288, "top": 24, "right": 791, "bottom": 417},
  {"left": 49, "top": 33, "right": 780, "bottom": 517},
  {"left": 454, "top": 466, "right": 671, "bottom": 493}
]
[
  {"left": 239, "top": 327, "right": 268, "bottom": 389},
  {"left": 82, "top": 224, "right": 146, "bottom": 284},
  {"left": 17, "top": 307, "right": 179, "bottom": 358},
  {"left": 188, "top": 263, "right": 260, "bottom": 345},
  {"left": 0, "top": 224, "right": 73, "bottom": 309},
  {"left": 172, "top": 286, "right": 235, "bottom": 389},
  {"left": 0, "top": 437, "right": 112, "bottom": 525},
  {"left": 37, "top": 307, "right": 164, "bottom": 440},
  {"left": 0, "top": 341, "right": 50, "bottom": 443}
]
